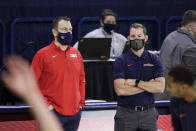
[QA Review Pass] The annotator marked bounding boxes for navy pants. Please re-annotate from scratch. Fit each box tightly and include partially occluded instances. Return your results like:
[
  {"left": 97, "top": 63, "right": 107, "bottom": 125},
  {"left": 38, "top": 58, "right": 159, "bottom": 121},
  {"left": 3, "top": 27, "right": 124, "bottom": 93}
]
[{"left": 53, "top": 109, "right": 81, "bottom": 131}]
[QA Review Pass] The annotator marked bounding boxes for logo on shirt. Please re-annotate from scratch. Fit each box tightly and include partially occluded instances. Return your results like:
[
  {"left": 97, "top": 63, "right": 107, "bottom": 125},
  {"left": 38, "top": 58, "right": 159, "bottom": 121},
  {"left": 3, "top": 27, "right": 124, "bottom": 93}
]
[
  {"left": 127, "top": 64, "right": 132, "bottom": 67},
  {"left": 143, "top": 63, "right": 154, "bottom": 67},
  {"left": 52, "top": 55, "right": 58, "bottom": 58},
  {"left": 70, "top": 54, "right": 77, "bottom": 58},
  {"left": 179, "top": 114, "right": 185, "bottom": 118}
]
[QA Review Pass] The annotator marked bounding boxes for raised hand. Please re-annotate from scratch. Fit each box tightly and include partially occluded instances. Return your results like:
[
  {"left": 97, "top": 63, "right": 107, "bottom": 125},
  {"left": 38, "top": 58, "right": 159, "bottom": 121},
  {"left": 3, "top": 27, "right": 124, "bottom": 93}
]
[{"left": 1, "top": 56, "right": 39, "bottom": 101}]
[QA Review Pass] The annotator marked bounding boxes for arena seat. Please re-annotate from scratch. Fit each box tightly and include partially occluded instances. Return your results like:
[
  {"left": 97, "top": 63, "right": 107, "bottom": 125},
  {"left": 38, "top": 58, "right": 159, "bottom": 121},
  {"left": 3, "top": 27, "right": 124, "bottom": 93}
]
[
  {"left": 165, "top": 16, "right": 182, "bottom": 36},
  {"left": 10, "top": 17, "right": 54, "bottom": 62},
  {"left": 77, "top": 16, "right": 161, "bottom": 50}
]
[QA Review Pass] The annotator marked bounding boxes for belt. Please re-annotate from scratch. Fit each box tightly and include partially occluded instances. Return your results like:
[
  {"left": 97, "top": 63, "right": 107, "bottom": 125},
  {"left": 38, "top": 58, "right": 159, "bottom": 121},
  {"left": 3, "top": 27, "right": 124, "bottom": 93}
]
[{"left": 118, "top": 104, "right": 155, "bottom": 111}]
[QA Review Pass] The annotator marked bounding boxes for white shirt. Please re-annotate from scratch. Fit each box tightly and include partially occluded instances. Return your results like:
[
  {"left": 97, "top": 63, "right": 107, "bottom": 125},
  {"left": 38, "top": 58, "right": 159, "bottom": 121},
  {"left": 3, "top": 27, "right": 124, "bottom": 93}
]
[{"left": 73, "top": 27, "right": 127, "bottom": 57}]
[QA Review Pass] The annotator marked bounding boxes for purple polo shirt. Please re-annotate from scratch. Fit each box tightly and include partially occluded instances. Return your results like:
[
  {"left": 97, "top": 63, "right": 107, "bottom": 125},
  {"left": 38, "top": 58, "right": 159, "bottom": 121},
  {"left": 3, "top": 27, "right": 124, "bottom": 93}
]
[{"left": 113, "top": 49, "right": 163, "bottom": 106}]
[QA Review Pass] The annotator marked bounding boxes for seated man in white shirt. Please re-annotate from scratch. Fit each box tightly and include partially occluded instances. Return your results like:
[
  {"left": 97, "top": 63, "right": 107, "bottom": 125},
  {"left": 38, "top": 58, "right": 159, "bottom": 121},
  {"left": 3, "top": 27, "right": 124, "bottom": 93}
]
[{"left": 73, "top": 9, "right": 127, "bottom": 58}]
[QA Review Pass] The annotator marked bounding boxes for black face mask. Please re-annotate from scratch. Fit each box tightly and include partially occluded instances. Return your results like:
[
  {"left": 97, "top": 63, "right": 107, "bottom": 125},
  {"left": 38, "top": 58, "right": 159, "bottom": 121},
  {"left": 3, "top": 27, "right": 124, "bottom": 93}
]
[
  {"left": 130, "top": 39, "right": 145, "bottom": 51},
  {"left": 103, "top": 24, "right": 115, "bottom": 34}
]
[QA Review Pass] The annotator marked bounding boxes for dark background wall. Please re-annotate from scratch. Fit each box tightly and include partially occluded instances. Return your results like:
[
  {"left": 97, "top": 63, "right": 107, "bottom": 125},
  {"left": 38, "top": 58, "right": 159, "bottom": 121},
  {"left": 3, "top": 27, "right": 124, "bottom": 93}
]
[
  {"left": 0, "top": 0, "right": 196, "bottom": 67},
  {"left": 0, "top": 0, "right": 196, "bottom": 104}
]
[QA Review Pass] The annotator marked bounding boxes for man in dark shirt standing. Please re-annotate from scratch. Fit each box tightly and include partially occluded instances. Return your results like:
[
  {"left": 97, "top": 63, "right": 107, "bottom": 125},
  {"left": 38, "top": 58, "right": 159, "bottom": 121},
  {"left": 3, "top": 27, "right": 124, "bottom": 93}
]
[
  {"left": 167, "top": 65, "right": 196, "bottom": 131},
  {"left": 113, "top": 23, "right": 165, "bottom": 131}
]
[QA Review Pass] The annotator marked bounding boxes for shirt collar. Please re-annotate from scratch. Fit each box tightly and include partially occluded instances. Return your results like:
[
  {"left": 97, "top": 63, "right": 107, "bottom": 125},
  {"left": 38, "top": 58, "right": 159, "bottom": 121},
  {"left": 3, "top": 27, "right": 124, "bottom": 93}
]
[
  {"left": 129, "top": 49, "right": 147, "bottom": 60},
  {"left": 50, "top": 41, "right": 71, "bottom": 53}
]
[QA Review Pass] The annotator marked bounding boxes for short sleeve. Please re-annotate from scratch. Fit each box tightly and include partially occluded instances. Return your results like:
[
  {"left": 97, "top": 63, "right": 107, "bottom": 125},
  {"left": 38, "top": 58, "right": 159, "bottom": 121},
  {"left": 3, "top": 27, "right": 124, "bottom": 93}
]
[
  {"left": 170, "top": 100, "right": 183, "bottom": 131},
  {"left": 113, "top": 57, "right": 126, "bottom": 80}
]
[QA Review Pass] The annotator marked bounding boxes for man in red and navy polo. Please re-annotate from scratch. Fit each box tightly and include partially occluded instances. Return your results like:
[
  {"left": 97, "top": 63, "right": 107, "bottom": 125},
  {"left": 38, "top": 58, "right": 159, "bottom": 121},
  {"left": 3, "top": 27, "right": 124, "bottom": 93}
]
[
  {"left": 113, "top": 23, "right": 165, "bottom": 131},
  {"left": 31, "top": 16, "right": 85, "bottom": 131}
]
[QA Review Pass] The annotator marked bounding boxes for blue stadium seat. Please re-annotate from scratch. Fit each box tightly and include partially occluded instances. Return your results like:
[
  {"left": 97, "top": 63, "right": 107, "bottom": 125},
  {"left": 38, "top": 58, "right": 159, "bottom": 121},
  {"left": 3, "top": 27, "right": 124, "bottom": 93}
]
[
  {"left": 0, "top": 20, "right": 6, "bottom": 67},
  {"left": 165, "top": 16, "right": 182, "bottom": 36},
  {"left": 10, "top": 18, "right": 54, "bottom": 62},
  {"left": 77, "top": 17, "right": 161, "bottom": 50}
]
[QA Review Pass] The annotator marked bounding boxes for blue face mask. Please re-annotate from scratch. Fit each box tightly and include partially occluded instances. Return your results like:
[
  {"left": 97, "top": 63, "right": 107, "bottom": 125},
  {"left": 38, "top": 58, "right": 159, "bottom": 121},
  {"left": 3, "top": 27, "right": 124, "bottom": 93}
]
[{"left": 57, "top": 32, "right": 72, "bottom": 45}]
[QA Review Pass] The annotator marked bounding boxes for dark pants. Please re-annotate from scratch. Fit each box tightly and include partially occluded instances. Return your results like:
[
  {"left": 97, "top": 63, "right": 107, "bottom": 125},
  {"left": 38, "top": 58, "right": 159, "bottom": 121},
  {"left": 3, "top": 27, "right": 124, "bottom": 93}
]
[
  {"left": 114, "top": 106, "right": 159, "bottom": 131},
  {"left": 53, "top": 109, "right": 81, "bottom": 131}
]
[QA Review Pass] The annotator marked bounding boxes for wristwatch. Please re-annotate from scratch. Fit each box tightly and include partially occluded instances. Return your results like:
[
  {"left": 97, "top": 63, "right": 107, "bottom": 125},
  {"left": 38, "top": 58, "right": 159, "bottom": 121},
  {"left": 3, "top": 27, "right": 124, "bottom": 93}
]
[{"left": 135, "top": 79, "right": 140, "bottom": 87}]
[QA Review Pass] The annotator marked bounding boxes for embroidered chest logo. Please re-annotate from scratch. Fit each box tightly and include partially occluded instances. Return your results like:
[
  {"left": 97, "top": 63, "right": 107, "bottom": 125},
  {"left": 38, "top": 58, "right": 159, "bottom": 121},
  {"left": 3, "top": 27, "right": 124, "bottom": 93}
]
[
  {"left": 52, "top": 55, "right": 58, "bottom": 58},
  {"left": 143, "top": 63, "right": 154, "bottom": 67},
  {"left": 179, "top": 114, "right": 185, "bottom": 118},
  {"left": 70, "top": 54, "right": 77, "bottom": 58}
]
